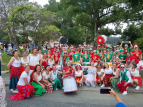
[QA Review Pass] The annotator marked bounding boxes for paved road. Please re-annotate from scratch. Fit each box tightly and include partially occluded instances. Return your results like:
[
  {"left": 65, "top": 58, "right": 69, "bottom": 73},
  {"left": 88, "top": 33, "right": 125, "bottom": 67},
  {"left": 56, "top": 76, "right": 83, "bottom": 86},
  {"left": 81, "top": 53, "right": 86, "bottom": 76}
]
[{"left": 5, "top": 87, "right": 143, "bottom": 107}]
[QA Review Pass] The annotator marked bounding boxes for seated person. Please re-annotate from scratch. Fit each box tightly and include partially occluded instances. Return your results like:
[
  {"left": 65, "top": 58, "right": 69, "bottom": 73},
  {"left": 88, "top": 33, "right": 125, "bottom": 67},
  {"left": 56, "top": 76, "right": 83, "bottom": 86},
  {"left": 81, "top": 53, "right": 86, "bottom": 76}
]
[
  {"left": 31, "top": 65, "right": 46, "bottom": 96},
  {"left": 9, "top": 65, "right": 35, "bottom": 101},
  {"left": 75, "top": 64, "right": 83, "bottom": 86},
  {"left": 50, "top": 65, "right": 62, "bottom": 91},
  {"left": 129, "top": 62, "right": 142, "bottom": 90},
  {"left": 41, "top": 65, "right": 53, "bottom": 93},
  {"left": 117, "top": 65, "right": 132, "bottom": 95},
  {"left": 7, "top": 49, "right": 12, "bottom": 56}
]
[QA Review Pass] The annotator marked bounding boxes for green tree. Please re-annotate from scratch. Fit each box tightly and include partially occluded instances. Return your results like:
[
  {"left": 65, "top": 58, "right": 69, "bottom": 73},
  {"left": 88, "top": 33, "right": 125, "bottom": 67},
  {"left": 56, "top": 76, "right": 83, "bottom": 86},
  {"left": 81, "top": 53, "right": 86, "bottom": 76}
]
[
  {"left": 7, "top": 4, "right": 61, "bottom": 52},
  {"left": 60, "top": 0, "right": 127, "bottom": 47}
]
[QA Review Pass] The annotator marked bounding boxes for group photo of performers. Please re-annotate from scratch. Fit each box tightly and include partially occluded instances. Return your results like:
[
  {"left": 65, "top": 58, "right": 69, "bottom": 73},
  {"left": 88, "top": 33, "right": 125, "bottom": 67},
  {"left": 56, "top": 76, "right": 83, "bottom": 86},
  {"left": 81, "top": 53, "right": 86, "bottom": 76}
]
[{"left": 6, "top": 40, "right": 143, "bottom": 101}]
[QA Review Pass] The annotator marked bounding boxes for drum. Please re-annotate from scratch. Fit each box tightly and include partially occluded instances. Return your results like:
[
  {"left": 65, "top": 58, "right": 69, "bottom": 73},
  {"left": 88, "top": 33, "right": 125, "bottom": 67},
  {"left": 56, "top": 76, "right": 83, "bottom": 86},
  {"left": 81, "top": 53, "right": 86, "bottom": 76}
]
[{"left": 63, "top": 74, "right": 77, "bottom": 93}]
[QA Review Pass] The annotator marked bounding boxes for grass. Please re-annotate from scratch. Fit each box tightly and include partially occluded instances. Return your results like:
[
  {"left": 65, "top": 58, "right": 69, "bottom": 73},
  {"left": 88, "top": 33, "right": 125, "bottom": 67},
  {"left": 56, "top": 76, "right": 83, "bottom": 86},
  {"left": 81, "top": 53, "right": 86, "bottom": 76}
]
[
  {"left": 4, "top": 72, "right": 10, "bottom": 74},
  {"left": 140, "top": 73, "right": 143, "bottom": 79},
  {"left": 1, "top": 65, "right": 8, "bottom": 71},
  {"left": 2, "top": 52, "right": 12, "bottom": 63}
]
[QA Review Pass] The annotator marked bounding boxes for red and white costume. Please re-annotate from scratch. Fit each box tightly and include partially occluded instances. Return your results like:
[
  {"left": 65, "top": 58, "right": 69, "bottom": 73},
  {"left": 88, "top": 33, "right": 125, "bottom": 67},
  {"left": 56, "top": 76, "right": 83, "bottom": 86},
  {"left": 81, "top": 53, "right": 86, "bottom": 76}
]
[
  {"left": 20, "top": 57, "right": 29, "bottom": 75},
  {"left": 131, "top": 68, "right": 142, "bottom": 86}
]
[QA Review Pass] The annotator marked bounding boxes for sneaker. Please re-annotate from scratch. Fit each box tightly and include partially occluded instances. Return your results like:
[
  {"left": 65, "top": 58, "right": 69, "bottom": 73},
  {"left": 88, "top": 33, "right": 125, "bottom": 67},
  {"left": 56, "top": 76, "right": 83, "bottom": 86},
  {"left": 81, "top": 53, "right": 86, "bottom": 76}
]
[
  {"left": 122, "top": 91, "right": 127, "bottom": 95},
  {"left": 11, "top": 89, "right": 13, "bottom": 92},
  {"left": 56, "top": 88, "right": 58, "bottom": 90},
  {"left": 13, "top": 90, "right": 18, "bottom": 93},
  {"left": 135, "top": 86, "right": 140, "bottom": 90},
  {"left": 101, "top": 84, "right": 105, "bottom": 88}
]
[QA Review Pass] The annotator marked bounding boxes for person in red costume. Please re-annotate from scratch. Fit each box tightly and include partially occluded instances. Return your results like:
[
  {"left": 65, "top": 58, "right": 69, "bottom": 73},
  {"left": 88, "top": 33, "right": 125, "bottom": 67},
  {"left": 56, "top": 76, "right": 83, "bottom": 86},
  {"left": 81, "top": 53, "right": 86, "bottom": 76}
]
[
  {"left": 68, "top": 47, "right": 75, "bottom": 62},
  {"left": 89, "top": 48, "right": 93, "bottom": 56},
  {"left": 46, "top": 49, "right": 52, "bottom": 59},
  {"left": 91, "top": 50, "right": 100, "bottom": 63},
  {"left": 54, "top": 51, "right": 60, "bottom": 65},
  {"left": 125, "top": 52, "right": 135, "bottom": 68},
  {"left": 40, "top": 53, "right": 48, "bottom": 68},
  {"left": 131, "top": 45, "right": 142, "bottom": 63}
]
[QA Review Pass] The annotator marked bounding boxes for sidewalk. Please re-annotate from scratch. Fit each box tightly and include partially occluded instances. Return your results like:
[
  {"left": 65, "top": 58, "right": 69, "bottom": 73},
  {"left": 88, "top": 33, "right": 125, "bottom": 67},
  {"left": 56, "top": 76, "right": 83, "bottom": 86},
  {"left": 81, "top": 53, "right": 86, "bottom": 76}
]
[{"left": 1, "top": 73, "right": 143, "bottom": 93}]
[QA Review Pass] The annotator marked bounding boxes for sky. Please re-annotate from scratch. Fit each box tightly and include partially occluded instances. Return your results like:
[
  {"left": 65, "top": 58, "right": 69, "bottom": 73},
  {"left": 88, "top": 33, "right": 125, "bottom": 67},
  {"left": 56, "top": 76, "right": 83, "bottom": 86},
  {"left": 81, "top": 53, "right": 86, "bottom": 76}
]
[
  {"left": 29, "top": 0, "right": 60, "bottom": 6},
  {"left": 29, "top": 0, "right": 127, "bottom": 37}
]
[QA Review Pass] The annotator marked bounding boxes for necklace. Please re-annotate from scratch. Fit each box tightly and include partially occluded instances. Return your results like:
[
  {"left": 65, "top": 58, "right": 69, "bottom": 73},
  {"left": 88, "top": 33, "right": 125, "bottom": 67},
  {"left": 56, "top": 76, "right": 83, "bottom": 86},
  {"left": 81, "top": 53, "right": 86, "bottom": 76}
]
[
  {"left": 132, "top": 68, "right": 135, "bottom": 72},
  {"left": 53, "top": 70, "right": 56, "bottom": 75},
  {"left": 36, "top": 72, "right": 40, "bottom": 75}
]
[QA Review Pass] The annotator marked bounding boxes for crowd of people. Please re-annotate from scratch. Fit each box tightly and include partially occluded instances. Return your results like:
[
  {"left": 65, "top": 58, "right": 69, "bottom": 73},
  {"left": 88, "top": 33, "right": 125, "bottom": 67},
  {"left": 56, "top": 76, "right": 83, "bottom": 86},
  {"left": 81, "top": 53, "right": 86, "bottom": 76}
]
[{"left": 0, "top": 40, "right": 142, "bottom": 102}]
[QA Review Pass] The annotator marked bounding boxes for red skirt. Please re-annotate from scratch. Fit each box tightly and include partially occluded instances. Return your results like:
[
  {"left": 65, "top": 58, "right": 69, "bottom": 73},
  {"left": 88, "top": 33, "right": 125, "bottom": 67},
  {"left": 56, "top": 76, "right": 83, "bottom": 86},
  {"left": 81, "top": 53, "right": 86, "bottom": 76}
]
[
  {"left": 41, "top": 81, "right": 53, "bottom": 93},
  {"left": 20, "top": 66, "right": 25, "bottom": 75},
  {"left": 132, "top": 76, "right": 143, "bottom": 86},
  {"left": 9, "top": 85, "right": 35, "bottom": 101},
  {"left": 103, "top": 74, "right": 113, "bottom": 87},
  {"left": 30, "top": 66, "right": 35, "bottom": 70},
  {"left": 76, "top": 77, "right": 82, "bottom": 82},
  {"left": 10, "top": 66, "right": 21, "bottom": 80},
  {"left": 117, "top": 81, "right": 132, "bottom": 93},
  {"left": 95, "top": 76, "right": 100, "bottom": 83}
]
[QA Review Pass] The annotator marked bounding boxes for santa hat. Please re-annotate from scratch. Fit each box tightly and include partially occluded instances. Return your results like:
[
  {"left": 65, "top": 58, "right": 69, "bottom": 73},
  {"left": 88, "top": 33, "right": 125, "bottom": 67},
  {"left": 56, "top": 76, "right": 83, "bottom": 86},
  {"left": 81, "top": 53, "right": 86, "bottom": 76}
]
[{"left": 133, "top": 42, "right": 138, "bottom": 50}]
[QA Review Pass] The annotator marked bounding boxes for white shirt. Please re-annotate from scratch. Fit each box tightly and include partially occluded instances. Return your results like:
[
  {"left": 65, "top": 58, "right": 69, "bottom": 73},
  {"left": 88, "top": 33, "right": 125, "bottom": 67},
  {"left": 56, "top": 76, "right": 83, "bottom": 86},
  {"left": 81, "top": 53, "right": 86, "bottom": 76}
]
[
  {"left": 48, "top": 60, "right": 54, "bottom": 68},
  {"left": 75, "top": 70, "right": 83, "bottom": 77},
  {"left": 97, "top": 69, "right": 104, "bottom": 76},
  {"left": 42, "top": 72, "right": 50, "bottom": 80},
  {"left": 105, "top": 67, "right": 113, "bottom": 74},
  {"left": 33, "top": 73, "right": 42, "bottom": 81},
  {"left": 17, "top": 70, "right": 33, "bottom": 86},
  {"left": 120, "top": 70, "right": 131, "bottom": 83},
  {"left": 11, "top": 57, "right": 21, "bottom": 67},
  {"left": 51, "top": 70, "right": 57, "bottom": 80},
  {"left": 131, "top": 68, "right": 140, "bottom": 77},
  {"left": 21, "top": 57, "right": 29, "bottom": 65},
  {"left": 28, "top": 54, "right": 41, "bottom": 66}
]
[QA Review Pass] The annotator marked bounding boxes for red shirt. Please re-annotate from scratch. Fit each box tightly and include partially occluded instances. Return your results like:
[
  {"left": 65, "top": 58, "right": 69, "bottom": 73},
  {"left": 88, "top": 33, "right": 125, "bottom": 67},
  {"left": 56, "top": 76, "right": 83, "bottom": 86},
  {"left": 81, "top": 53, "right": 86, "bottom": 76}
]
[
  {"left": 89, "top": 52, "right": 93, "bottom": 57},
  {"left": 91, "top": 54, "right": 99, "bottom": 63},
  {"left": 68, "top": 51, "right": 75, "bottom": 60},
  {"left": 46, "top": 53, "right": 51, "bottom": 59},
  {"left": 131, "top": 50, "right": 142, "bottom": 63},
  {"left": 54, "top": 55, "right": 60, "bottom": 64},
  {"left": 63, "top": 66, "right": 73, "bottom": 74},
  {"left": 126, "top": 55, "right": 136, "bottom": 64},
  {"left": 51, "top": 49, "right": 55, "bottom": 54}
]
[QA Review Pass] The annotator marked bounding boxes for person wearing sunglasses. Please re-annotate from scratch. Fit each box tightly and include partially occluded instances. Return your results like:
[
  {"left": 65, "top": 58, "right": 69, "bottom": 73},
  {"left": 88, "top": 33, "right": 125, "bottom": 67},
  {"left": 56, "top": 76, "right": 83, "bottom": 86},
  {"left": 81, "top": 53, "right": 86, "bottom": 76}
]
[{"left": 117, "top": 65, "right": 132, "bottom": 95}]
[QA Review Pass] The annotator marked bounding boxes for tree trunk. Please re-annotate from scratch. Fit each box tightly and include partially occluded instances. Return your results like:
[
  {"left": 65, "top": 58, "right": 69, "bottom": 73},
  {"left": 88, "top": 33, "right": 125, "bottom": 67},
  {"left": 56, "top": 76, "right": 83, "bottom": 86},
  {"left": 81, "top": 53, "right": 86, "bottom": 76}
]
[
  {"left": 11, "top": 37, "right": 23, "bottom": 54},
  {"left": 94, "top": 22, "right": 98, "bottom": 48}
]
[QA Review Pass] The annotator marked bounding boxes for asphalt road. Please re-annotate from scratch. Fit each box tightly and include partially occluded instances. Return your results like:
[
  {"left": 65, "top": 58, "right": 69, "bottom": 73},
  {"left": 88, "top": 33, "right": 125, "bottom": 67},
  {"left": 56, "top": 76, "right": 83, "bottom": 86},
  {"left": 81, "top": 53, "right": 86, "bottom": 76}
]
[{"left": 5, "top": 87, "right": 143, "bottom": 107}]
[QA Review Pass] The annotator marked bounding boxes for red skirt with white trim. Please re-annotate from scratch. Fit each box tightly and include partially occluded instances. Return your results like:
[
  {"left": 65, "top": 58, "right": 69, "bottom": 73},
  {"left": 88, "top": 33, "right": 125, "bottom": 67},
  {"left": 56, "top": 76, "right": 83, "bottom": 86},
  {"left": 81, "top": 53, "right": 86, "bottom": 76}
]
[{"left": 132, "top": 76, "right": 143, "bottom": 86}]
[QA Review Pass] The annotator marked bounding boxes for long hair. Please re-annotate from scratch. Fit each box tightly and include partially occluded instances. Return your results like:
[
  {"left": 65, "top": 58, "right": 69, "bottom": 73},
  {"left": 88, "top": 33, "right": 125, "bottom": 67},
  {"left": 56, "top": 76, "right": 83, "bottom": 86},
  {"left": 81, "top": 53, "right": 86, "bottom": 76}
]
[{"left": 33, "top": 64, "right": 41, "bottom": 72}]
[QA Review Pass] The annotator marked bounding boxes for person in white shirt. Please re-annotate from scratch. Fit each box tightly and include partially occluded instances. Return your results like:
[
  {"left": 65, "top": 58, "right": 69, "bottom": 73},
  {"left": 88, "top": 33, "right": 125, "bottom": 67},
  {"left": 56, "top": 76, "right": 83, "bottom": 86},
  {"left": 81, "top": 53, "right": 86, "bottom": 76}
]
[
  {"left": 41, "top": 65, "right": 53, "bottom": 93},
  {"left": 129, "top": 62, "right": 142, "bottom": 90},
  {"left": 28, "top": 48, "right": 41, "bottom": 71},
  {"left": 50, "top": 65, "right": 62, "bottom": 90},
  {"left": 7, "top": 50, "right": 21, "bottom": 93},
  {"left": 75, "top": 64, "right": 83, "bottom": 86},
  {"left": 31, "top": 65, "right": 46, "bottom": 96},
  {"left": 117, "top": 65, "right": 132, "bottom": 95},
  {"left": 9, "top": 65, "right": 35, "bottom": 101},
  {"left": 101, "top": 63, "right": 113, "bottom": 87},
  {"left": 95, "top": 63, "right": 104, "bottom": 86}
]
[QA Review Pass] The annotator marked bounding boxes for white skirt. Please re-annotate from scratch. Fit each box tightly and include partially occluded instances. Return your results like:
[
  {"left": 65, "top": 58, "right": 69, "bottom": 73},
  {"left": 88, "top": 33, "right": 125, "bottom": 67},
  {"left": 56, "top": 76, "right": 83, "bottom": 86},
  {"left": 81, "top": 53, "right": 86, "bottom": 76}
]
[
  {"left": 63, "top": 75, "right": 77, "bottom": 93},
  {"left": 0, "top": 76, "right": 7, "bottom": 107},
  {"left": 85, "top": 74, "right": 95, "bottom": 87}
]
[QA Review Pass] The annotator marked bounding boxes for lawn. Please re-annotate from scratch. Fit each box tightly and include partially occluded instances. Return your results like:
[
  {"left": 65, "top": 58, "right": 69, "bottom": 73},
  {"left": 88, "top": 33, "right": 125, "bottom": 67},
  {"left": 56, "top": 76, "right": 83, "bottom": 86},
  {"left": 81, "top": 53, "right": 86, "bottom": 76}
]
[
  {"left": 2, "top": 52, "right": 12, "bottom": 63},
  {"left": 1, "top": 65, "right": 8, "bottom": 71}
]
